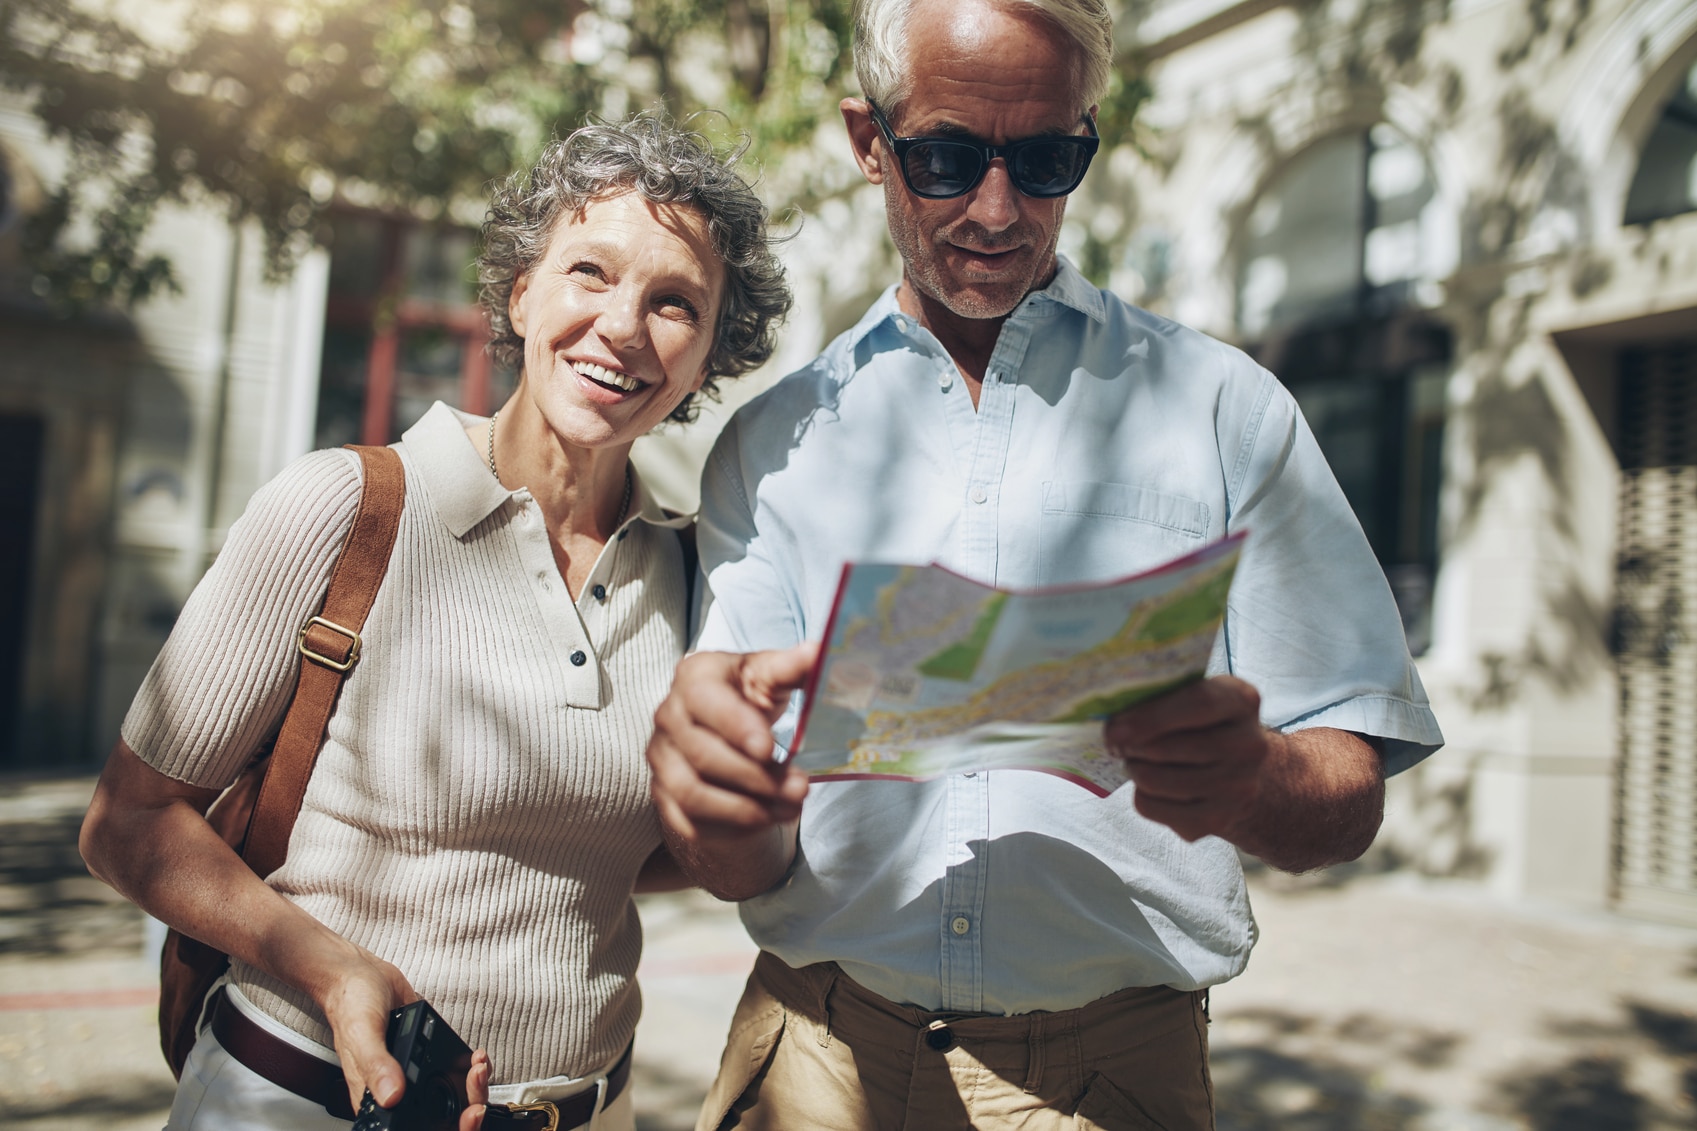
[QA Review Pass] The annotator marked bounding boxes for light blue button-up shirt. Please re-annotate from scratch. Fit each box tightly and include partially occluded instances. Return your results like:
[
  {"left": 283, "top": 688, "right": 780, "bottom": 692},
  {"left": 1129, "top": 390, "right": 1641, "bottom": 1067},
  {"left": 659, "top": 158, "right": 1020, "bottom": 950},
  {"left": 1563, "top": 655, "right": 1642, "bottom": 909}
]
[{"left": 694, "top": 258, "right": 1442, "bottom": 1014}]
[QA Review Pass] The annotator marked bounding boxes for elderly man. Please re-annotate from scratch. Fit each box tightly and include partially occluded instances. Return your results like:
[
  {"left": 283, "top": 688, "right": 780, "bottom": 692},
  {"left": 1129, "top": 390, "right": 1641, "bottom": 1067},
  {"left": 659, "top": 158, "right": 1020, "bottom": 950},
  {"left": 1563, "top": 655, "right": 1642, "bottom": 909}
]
[{"left": 646, "top": 0, "right": 1443, "bottom": 1127}]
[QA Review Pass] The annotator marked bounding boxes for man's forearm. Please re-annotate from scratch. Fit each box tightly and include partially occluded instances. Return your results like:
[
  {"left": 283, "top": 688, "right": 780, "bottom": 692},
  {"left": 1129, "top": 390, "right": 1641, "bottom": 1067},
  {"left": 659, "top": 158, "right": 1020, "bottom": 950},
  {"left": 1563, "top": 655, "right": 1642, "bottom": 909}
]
[
  {"left": 1225, "top": 727, "right": 1385, "bottom": 874},
  {"left": 661, "top": 820, "right": 798, "bottom": 902}
]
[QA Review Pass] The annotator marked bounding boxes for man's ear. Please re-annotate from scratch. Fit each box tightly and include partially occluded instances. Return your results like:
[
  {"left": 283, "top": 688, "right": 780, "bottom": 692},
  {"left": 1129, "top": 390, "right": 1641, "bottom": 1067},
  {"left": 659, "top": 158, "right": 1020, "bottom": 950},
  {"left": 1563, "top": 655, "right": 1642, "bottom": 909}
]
[
  {"left": 507, "top": 272, "right": 530, "bottom": 337},
  {"left": 841, "top": 98, "right": 886, "bottom": 186}
]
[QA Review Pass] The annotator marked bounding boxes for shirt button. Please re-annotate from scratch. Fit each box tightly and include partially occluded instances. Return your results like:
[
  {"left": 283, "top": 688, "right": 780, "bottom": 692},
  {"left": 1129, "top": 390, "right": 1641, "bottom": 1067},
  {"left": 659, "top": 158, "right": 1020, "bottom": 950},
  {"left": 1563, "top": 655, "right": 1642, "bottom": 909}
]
[
  {"left": 592, "top": 584, "right": 607, "bottom": 601},
  {"left": 951, "top": 916, "right": 970, "bottom": 936},
  {"left": 569, "top": 650, "right": 587, "bottom": 667},
  {"left": 970, "top": 486, "right": 988, "bottom": 505},
  {"left": 938, "top": 369, "right": 953, "bottom": 390}
]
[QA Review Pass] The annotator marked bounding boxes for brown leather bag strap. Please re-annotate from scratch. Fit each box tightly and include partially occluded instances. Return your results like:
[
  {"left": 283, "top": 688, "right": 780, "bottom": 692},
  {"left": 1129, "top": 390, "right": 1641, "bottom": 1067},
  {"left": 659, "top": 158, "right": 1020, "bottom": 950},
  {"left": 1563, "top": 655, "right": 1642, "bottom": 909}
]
[{"left": 244, "top": 445, "right": 405, "bottom": 878}]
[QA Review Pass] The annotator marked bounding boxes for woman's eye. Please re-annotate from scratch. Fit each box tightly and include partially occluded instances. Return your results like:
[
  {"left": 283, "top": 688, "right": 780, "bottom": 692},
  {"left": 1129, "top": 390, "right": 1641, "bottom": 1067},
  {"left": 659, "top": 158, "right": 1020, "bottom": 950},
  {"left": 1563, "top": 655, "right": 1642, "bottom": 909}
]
[
  {"left": 569, "top": 261, "right": 605, "bottom": 280},
  {"left": 658, "top": 295, "right": 700, "bottom": 321}
]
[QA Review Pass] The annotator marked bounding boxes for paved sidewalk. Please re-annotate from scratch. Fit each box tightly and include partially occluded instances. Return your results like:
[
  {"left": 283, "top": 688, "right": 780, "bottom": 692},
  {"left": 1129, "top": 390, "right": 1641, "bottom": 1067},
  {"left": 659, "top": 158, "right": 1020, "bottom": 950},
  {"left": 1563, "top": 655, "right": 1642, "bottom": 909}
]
[{"left": 3, "top": 774, "right": 1694, "bottom": 1130}]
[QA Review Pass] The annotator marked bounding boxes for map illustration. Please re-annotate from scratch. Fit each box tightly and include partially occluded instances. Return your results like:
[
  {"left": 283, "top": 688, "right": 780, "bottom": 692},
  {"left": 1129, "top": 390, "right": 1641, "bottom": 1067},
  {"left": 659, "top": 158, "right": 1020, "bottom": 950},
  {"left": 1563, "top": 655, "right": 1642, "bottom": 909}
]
[{"left": 789, "top": 533, "right": 1246, "bottom": 796}]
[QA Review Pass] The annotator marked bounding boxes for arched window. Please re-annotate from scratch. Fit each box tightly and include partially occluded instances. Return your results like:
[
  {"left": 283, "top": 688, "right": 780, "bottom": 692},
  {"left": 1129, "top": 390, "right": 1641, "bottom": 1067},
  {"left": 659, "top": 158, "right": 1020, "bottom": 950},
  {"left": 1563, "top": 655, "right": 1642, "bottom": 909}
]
[
  {"left": 1237, "top": 125, "right": 1444, "bottom": 337},
  {"left": 1624, "top": 59, "right": 1697, "bottom": 226},
  {"left": 1235, "top": 126, "right": 1450, "bottom": 654}
]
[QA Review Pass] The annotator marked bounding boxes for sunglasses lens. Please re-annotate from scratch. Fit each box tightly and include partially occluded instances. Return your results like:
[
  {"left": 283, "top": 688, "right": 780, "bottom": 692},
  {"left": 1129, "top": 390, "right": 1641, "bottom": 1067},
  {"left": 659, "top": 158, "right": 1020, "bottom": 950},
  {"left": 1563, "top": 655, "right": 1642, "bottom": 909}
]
[
  {"left": 1010, "top": 141, "right": 1092, "bottom": 197},
  {"left": 902, "top": 141, "right": 986, "bottom": 198}
]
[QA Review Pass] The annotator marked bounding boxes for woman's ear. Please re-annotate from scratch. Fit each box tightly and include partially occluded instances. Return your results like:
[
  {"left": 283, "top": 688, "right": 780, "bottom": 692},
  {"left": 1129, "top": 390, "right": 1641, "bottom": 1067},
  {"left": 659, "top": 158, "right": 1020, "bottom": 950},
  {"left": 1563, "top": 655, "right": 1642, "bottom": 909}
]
[
  {"left": 508, "top": 273, "right": 531, "bottom": 337},
  {"left": 841, "top": 98, "right": 886, "bottom": 186}
]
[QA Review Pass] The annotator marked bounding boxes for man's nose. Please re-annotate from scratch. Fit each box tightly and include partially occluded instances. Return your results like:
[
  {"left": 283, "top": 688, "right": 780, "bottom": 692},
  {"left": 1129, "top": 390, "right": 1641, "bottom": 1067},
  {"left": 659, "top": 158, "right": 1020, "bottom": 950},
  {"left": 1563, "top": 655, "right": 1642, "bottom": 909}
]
[{"left": 963, "top": 159, "right": 1020, "bottom": 233}]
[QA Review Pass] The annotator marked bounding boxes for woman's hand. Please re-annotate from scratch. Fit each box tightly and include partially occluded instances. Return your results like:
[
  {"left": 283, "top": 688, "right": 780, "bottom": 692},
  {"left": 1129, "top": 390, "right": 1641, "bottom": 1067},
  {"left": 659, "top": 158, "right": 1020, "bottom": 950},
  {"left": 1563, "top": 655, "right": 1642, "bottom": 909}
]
[
  {"left": 460, "top": 1050, "right": 493, "bottom": 1131},
  {"left": 310, "top": 939, "right": 419, "bottom": 1111}
]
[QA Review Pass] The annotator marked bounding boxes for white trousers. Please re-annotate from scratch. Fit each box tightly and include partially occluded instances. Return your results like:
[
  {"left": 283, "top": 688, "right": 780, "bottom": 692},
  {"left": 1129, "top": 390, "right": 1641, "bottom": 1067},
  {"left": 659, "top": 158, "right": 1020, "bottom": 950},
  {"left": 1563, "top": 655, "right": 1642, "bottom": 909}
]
[{"left": 165, "top": 993, "right": 636, "bottom": 1131}]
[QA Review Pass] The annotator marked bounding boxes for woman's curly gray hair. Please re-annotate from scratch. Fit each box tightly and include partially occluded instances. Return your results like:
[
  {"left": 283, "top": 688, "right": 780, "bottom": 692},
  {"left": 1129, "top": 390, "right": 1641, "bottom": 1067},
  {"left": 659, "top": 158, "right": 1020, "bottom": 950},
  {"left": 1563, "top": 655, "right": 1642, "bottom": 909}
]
[{"left": 479, "top": 114, "right": 791, "bottom": 423}]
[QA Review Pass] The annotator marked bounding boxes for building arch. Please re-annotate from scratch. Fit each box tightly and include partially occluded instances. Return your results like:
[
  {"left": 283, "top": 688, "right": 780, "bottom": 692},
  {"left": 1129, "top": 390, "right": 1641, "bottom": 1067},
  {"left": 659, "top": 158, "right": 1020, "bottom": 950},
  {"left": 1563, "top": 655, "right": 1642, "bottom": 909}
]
[
  {"left": 1171, "top": 81, "right": 1467, "bottom": 335},
  {"left": 1558, "top": 0, "right": 1697, "bottom": 240}
]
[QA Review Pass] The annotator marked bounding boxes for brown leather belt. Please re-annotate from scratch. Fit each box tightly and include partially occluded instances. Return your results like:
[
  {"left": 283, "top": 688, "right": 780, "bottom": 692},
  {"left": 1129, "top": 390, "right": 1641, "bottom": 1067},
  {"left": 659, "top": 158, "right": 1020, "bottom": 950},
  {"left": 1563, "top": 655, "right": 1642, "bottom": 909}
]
[
  {"left": 210, "top": 987, "right": 357, "bottom": 1118},
  {"left": 207, "top": 987, "right": 633, "bottom": 1127}
]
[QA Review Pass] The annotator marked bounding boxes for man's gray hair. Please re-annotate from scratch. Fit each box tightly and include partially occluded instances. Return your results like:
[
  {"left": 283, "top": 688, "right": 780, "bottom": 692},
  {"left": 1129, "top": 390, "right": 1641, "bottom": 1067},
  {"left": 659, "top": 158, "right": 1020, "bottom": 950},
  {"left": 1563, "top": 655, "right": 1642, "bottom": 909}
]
[
  {"left": 479, "top": 113, "right": 791, "bottom": 423},
  {"left": 853, "top": 0, "right": 1113, "bottom": 114}
]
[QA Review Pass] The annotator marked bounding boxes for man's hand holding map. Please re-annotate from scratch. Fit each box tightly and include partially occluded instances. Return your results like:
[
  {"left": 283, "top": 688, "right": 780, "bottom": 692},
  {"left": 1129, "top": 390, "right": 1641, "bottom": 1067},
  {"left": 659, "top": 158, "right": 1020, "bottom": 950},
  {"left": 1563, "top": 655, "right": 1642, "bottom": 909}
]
[{"left": 789, "top": 532, "right": 1248, "bottom": 796}]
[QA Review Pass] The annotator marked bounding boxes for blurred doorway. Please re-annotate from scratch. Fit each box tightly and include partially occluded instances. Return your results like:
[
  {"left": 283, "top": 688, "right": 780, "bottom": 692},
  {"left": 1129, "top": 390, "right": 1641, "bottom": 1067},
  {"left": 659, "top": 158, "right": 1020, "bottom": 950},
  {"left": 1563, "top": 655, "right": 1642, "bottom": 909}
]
[{"left": 0, "top": 412, "right": 43, "bottom": 764}]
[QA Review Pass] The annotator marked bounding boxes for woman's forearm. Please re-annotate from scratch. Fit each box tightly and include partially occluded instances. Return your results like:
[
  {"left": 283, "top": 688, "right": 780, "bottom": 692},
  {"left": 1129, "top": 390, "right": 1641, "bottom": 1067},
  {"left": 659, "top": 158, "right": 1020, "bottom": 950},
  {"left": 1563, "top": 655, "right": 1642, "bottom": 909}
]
[
  {"left": 80, "top": 742, "right": 380, "bottom": 1009},
  {"left": 81, "top": 741, "right": 413, "bottom": 1107}
]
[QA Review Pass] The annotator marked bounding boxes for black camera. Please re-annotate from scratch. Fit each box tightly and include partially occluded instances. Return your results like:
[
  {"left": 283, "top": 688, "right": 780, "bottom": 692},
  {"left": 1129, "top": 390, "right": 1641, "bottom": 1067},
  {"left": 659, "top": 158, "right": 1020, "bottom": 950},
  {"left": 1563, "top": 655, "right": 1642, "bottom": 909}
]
[{"left": 351, "top": 999, "right": 473, "bottom": 1131}]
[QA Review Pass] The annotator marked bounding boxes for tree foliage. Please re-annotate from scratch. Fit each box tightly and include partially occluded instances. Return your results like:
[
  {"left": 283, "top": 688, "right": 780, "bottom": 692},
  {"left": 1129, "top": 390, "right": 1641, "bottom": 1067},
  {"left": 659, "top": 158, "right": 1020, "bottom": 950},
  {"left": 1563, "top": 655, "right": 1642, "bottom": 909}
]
[
  {"left": 0, "top": 0, "right": 1148, "bottom": 314},
  {"left": 0, "top": 0, "right": 864, "bottom": 313}
]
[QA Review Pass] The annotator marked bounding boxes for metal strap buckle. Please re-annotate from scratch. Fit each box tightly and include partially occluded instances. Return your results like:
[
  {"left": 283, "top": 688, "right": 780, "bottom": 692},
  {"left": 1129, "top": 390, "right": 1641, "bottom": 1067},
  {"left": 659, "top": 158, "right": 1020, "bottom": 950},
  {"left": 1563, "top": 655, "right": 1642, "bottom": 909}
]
[
  {"left": 297, "top": 615, "right": 362, "bottom": 673},
  {"left": 501, "top": 1101, "right": 560, "bottom": 1131}
]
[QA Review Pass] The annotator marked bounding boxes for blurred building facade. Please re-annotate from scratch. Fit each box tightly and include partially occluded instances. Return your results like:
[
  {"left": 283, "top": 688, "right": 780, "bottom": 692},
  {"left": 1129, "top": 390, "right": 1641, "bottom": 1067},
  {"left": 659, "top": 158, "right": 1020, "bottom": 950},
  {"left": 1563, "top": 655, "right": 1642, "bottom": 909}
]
[
  {"left": 1119, "top": 0, "right": 1697, "bottom": 923},
  {"left": 0, "top": 99, "right": 508, "bottom": 774},
  {"left": 0, "top": 83, "right": 871, "bottom": 775},
  {"left": 2, "top": 0, "right": 1696, "bottom": 928},
  {"left": 0, "top": 98, "right": 322, "bottom": 773}
]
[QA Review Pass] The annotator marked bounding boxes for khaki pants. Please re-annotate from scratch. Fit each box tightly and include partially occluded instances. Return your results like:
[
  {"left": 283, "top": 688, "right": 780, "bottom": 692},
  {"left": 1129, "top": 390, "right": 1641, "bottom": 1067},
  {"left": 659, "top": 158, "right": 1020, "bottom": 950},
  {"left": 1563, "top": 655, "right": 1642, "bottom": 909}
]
[{"left": 698, "top": 952, "right": 1213, "bottom": 1131}]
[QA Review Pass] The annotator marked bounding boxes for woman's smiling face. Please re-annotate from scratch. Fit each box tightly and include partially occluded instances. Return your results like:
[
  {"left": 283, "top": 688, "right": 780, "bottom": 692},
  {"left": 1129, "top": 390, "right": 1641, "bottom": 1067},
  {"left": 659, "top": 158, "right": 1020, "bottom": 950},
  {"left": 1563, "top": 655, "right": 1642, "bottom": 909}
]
[{"left": 508, "top": 191, "right": 724, "bottom": 449}]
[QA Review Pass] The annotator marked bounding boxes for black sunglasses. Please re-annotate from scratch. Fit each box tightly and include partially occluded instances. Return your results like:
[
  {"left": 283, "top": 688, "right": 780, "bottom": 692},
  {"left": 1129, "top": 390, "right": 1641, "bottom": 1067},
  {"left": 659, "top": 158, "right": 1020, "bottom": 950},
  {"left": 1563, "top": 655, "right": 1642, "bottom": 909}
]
[{"left": 867, "top": 99, "right": 1100, "bottom": 200}]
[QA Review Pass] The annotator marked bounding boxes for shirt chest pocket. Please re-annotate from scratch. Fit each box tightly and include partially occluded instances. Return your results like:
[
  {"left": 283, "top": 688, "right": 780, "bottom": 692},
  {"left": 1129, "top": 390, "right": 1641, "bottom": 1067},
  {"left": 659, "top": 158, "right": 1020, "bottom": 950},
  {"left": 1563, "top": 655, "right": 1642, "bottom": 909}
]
[{"left": 1038, "top": 481, "right": 1211, "bottom": 587}]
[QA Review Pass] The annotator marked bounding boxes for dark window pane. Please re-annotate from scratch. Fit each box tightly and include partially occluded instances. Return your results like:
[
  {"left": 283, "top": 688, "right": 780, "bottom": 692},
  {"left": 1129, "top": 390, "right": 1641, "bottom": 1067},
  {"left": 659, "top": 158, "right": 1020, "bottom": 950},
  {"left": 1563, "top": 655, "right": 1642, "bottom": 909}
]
[
  {"left": 1625, "top": 64, "right": 1697, "bottom": 226},
  {"left": 315, "top": 327, "right": 372, "bottom": 449},
  {"left": 394, "top": 327, "right": 464, "bottom": 437},
  {"left": 326, "top": 216, "right": 387, "bottom": 300},
  {"left": 404, "top": 227, "right": 478, "bottom": 305}
]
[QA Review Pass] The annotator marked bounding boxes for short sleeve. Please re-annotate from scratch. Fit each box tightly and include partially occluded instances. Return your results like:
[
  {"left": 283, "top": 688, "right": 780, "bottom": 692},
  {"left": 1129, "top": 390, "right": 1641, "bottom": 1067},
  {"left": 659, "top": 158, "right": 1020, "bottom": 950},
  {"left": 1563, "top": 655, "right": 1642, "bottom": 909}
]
[
  {"left": 1221, "top": 370, "right": 1444, "bottom": 776},
  {"left": 121, "top": 448, "right": 365, "bottom": 788}
]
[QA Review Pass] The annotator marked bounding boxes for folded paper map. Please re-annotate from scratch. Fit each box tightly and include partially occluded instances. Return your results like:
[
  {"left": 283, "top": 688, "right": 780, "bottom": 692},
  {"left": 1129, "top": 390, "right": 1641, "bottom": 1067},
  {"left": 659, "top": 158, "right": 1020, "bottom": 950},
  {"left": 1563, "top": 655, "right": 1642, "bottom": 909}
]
[{"left": 788, "top": 532, "right": 1246, "bottom": 796}]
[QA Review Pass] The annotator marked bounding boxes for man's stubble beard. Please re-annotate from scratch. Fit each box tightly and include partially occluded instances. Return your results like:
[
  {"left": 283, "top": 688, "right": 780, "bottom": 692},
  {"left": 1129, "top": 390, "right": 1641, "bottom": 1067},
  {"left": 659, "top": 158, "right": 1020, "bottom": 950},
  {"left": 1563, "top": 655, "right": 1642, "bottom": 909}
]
[{"left": 884, "top": 179, "right": 1063, "bottom": 323}]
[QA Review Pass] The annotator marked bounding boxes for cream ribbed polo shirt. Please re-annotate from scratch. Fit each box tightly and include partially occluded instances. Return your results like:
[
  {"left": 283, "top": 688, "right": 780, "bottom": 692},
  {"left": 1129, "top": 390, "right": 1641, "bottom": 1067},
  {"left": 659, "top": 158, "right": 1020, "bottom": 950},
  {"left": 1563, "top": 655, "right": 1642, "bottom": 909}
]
[{"left": 123, "top": 401, "right": 688, "bottom": 1083}]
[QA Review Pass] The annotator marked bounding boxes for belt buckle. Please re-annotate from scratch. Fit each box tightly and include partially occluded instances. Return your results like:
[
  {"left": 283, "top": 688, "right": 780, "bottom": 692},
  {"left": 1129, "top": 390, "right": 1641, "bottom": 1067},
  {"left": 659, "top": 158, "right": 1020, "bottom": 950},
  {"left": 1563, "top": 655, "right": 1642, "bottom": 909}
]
[{"left": 504, "top": 1101, "right": 560, "bottom": 1131}]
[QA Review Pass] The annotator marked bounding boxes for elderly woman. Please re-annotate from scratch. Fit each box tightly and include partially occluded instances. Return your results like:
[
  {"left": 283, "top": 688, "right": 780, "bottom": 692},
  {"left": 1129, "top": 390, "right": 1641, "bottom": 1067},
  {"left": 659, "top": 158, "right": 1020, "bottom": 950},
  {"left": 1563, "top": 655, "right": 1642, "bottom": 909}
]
[{"left": 80, "top": 114, "right": 789, "bottom": 1131}]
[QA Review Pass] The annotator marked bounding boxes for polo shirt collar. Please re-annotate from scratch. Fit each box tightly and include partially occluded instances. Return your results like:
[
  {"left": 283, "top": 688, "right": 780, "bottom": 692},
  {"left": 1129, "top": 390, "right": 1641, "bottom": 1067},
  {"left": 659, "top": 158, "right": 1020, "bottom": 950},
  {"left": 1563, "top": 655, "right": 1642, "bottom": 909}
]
[
  {"left": 404, "top": 401, "right": 509, "bottom": 539},
  {"left": 403, "top": 400, "right": 691, "bottom": 539},
  {"left": 846, "top": 253, "right": 1106, "bottom": 352}
]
